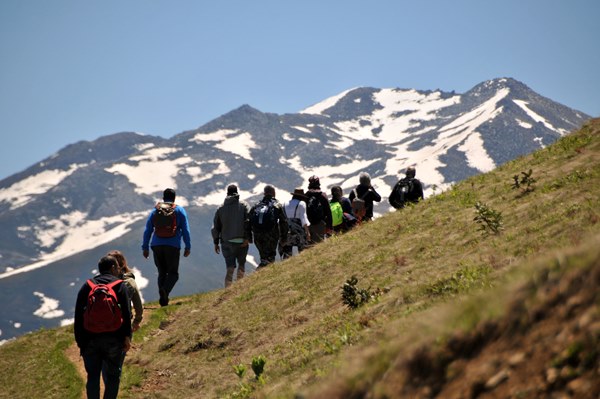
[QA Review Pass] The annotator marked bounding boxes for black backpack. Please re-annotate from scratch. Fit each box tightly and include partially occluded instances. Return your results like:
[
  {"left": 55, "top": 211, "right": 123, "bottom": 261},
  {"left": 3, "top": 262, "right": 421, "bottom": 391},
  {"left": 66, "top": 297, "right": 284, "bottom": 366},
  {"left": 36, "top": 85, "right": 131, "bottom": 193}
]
[
  {"left": 391, "top": 178, "right": 414, "bottom": 208},
  {"left": 153, "top": 202, "right": 177, "bottom": 237},
  {"left": 251, "top": 200, "right": 277, "bottom": 231},
  {"left": 306, "top": 192, "right": 325, "bottom": 224}
]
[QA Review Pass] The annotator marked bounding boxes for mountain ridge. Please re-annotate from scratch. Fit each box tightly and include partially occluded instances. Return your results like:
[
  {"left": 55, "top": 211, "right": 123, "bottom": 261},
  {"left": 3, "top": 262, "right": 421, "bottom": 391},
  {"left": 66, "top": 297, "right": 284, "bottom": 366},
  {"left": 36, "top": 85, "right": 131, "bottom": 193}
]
[
  {"left": 0, "top": 77, "right": 592, "bottom": 343},
  {"left": 0, "top": 118, "right": 598, "bottom": 398}
]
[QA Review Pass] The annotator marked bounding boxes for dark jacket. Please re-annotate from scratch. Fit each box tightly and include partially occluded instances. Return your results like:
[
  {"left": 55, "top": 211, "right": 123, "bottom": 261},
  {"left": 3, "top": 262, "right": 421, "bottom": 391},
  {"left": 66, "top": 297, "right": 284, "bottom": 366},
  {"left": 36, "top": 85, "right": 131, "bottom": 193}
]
[
  {"left": 306, "top": 189, "right": 333, "bottom": 229},
  {"left": 74, "top": 273, "right": 132, "bottom": 352},
  {"left": 389, "top": 177, "right": 424, "bottom": 209},
  {"left": 349, "top": 184, "right": 382, "bottom": 219},
  {"left": 211, "top": 194, "right": 252, "bottom": 244}
]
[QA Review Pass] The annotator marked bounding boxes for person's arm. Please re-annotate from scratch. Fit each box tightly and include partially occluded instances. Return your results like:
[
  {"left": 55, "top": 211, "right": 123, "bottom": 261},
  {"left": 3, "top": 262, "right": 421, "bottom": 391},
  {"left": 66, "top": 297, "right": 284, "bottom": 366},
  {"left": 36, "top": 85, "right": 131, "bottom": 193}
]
[
  {"left": 211, "top": 209, "right": 222, "bottom": 253},
  {"left": 74, "top": 283, "right": 90, "bottom": 353},
  {"left": 321, "top": 193, "right": 333, "bottom": 230},
  {"left": 370, "top": 187, "right": 382, "bottom": 202},
  {"left": 178, "top": 207, "right": 192, "bottom": 256},
  {"left": 141, "top": 212, "right": 154, "bottom": 258},
  {"left": 127, "top": 279, "right": 143, "bottom": 331},
  {"left": 417, "top": 181, "right": 425, "bottom": 200},
  {"left": 243, "top": 202, "right": 252, "bottom": 245},
  {"left": 277, "top": 204, "right": 288, "bottom": 241},
  {"left": 117, "top": 282, "right": 132, "bottom": 350}
]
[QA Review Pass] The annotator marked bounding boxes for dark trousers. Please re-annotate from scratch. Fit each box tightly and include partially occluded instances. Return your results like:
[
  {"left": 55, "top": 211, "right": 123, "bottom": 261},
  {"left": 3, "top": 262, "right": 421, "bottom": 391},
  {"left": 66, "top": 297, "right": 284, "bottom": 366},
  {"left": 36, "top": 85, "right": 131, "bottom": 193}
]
[
  {"left": 254, "top": 232, "right": 279, "bottom": 267},
  {"left": 82, "top": 336, "right": 126, "bottom": 399},
  {"left": 151, "top": 245, "right": 180, "bottom": 295},
  {"left": 308, "top": 220, "right": 327, "bottom": 243},
  {"left": 221, "top": 241, "right": 248, "bottom": 287}
]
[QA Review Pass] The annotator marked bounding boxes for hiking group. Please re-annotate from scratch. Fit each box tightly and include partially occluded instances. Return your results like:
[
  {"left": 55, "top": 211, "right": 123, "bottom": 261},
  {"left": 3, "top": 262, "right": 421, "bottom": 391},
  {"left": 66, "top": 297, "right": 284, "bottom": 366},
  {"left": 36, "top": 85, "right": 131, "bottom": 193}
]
[
  {"left": 73, "top": 168, "right": 423, "bottom": 398},
  {"left": 211, "top": 169, "right": 424, "bottom": 286}
]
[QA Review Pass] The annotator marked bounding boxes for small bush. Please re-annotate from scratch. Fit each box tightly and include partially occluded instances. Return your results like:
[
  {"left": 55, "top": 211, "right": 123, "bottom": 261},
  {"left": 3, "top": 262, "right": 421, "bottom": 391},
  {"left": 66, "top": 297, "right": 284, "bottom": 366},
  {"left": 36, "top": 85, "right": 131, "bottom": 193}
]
[
  {"left": 341, "top": 276, "right": 381, "bottom": 309},
  {"left": 251, "top": 355, "right": 267, "bottom": 381},
  {"left": 474, "top": 202, "right": 503, "bottom": 235},
  {"left": 512, "top": 169, "right": 536, "bottom": 193}
]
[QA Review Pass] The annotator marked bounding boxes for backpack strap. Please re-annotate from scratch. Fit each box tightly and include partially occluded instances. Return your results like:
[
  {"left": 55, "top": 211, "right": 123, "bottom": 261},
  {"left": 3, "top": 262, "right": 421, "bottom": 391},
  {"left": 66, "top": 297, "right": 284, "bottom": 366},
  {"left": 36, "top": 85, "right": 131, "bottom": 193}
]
[
  {"left": 293, "top": 200, "right": 300, "bottom": 219},
  {"left": 353, "top": 188, "right": 367, "bottom": 200},
  {"left": 87, "top": 279, "right": 122, "bottom": 290}
]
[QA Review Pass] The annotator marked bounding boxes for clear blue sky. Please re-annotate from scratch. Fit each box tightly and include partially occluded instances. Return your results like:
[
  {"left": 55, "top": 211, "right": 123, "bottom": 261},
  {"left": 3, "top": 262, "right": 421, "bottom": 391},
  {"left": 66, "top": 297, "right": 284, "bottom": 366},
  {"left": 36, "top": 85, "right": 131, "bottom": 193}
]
[{"left": 1, "top": 1, "right": 599, "bottom": 180}]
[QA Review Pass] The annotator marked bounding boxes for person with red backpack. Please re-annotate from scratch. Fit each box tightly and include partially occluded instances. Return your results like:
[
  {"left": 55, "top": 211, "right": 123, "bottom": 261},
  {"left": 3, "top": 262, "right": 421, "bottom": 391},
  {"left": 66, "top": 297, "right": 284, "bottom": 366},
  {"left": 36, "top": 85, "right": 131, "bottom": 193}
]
[
  {"left": 74, "top": 255, "right": 132, "bottom": 399},
  {"left": 142, "top": 188, "right": 191, "bottom": 306}
]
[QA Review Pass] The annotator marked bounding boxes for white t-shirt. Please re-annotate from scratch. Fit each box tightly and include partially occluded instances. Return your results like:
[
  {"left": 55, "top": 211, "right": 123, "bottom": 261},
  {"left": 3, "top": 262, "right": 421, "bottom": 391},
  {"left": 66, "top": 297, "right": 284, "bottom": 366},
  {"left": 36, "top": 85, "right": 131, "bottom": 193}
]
[{"left": 283, "top": 198, "right": 310, "bottom": 227}]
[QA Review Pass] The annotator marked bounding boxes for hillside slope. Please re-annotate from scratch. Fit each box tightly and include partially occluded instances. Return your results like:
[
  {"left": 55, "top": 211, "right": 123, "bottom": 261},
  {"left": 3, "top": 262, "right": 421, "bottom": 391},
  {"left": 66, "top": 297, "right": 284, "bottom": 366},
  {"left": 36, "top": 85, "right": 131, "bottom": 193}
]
[{"left": 0, "top": 119, "right": 599, "bottom": 399}]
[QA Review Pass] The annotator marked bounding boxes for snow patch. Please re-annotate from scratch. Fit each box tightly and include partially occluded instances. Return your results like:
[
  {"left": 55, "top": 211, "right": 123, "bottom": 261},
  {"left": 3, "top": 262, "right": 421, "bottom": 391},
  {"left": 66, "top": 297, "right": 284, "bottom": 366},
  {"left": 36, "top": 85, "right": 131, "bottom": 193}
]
[
  {"left": 0, "top": 164, "right": 87, "bottom": 210},
  {"left": 291, "top": 125, "right": 312, "bottom": 133},
  {"left": 33, "top": 292, "right": 65, "bottom": 319},
  {"left": 513, "top": 100, "right": 565, "bottom": 135},
  {"left": 0, "top": 211, "right": 147, "bottom": 280},
  {"left": 106, "top": 153, "right": 194, "bottom": 195},
  {"left": 300, "top": 88, "right": 356, "bottom": 115}
]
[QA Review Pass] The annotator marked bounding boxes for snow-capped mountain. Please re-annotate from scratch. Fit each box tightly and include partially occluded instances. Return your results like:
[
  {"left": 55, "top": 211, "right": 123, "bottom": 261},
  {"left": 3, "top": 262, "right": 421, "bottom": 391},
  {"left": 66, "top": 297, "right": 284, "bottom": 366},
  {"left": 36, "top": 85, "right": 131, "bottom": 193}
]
[{"left": 0, "top": 78, "right": 590, "bottom": 342}]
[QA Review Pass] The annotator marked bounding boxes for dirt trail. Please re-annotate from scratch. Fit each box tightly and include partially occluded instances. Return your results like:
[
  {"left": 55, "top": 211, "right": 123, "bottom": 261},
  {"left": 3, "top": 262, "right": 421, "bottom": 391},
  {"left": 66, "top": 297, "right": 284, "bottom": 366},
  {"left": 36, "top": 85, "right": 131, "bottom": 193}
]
[{"left": 65, "top": 341, "right": 87, "bottom": 399}]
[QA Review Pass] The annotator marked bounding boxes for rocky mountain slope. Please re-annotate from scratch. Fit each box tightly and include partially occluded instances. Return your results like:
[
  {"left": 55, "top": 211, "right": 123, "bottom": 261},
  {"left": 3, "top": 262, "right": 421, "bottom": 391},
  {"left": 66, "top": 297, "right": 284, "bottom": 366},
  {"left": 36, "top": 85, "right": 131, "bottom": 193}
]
[
  {"left": 0, "top": 118, "right": 598, "bottom": 398},
  {"left": 0, "top": 78, "right": 591, "bottom": 343}
]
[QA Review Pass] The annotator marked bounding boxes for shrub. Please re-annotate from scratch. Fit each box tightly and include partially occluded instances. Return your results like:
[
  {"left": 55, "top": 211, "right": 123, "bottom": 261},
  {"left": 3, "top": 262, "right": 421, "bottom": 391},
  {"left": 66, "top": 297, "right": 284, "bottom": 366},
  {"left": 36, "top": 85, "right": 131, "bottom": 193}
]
[{"left": 473, "top": 202, "right": 503, "bottom": 235}]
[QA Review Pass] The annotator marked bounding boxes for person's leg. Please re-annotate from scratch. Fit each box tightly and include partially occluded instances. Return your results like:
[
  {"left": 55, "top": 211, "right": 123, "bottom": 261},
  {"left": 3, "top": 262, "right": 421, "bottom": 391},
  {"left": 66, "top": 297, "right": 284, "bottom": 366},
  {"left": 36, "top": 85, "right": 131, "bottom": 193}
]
[
  {"left": 254, "top": 233, "right": 269, "bottom": 267},
  {"left": 161, "top": 246, "right": 181, "bottom": 296},
  {"left": 221, "top": 242, "right": 237, "bottom": 287},
  {"left": 100, "top": 338, "right": 126, "bottom": 399},
  {"left": 281, "top": 244, "right": 293, "bottom": 259},
  {"left": 82, "top": 341, "right": 103, "bottom": 399},
  {"left": 152, "top": 246, "right": 169, "bottom": 305},
  {"left": 262, "top": 234, "right": 278, "bottom": 265},
  {"left": 234, "top": 243, "right": 248, "bottom": 280},
  {"left": 309, "top": 221, "right": 326, "bottom": 243}
]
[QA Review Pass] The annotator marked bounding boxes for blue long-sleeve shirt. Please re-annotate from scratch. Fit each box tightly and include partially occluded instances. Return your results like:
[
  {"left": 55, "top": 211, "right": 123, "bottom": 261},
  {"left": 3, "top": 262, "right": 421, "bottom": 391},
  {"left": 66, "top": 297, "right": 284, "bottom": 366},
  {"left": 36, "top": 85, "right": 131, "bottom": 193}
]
[{"left": 142, "top": 204, "right": 191, "bottom": 251}]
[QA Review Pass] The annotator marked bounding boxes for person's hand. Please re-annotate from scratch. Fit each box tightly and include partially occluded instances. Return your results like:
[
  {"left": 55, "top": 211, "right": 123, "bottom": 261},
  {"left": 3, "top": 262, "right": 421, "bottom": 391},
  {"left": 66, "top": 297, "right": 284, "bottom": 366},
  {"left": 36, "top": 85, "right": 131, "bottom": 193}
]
[
  {"left": 214, "top": 244, "right": 220, "bottom": 254},
  {"left": 183, "top": 248, "right": 191, "bottom": 257},
  {"left": 123, "top": 336, "right": 131, "bottom": 352},
  {"left": 143, "top": 249, "right": 149, "bottom": 259},
  {"left": 132, "top": 323, "right": 140, "bottom": 332},
  {"left": 241, "top": 239, "right": 249, "bottom": 248}
]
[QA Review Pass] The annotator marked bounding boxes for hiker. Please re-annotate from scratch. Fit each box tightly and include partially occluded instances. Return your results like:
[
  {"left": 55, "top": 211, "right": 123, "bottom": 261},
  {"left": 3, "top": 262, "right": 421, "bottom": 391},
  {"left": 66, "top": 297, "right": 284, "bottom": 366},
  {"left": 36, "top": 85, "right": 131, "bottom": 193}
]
[
  {"left": 142, "top": 188, "right": 191, "bottom": 306},
  {"left": 389, "top": 166, "right": 424, "bottom": 209},
  {"left": 280, "top": 188, "right": 311, "bottom": 259},
  {"left": 348, "top": 172, "right": 382, "bottom": 222},
  {"left": 107, "top": 250, "right": 143, "bottom": 332},
  {"left": 250, "top": 185, "right": 288, "bottom": 268},
  {"left": 74, "top": 255, "right": 132, "bottom": 399},
  {"left": 211, "top": 184, "right": 252, "bottom": 287},
  {"left": 305, "top": 175, "right": 333, "bottom": 243},
  {"left": 330, "top": 185, "right": 356, "bottom": 233}
]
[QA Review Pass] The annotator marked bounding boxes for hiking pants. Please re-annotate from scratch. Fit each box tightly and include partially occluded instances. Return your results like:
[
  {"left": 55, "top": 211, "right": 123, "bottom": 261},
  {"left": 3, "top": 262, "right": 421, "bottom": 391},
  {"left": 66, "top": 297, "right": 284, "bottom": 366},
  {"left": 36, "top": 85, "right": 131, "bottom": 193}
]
[
  {"left": 151, "top": 245, "right": 180, "bottom": 295},
  {"left": 82, "top": 336, "right": 126, "bottom": 399},
  {"left": 221, "top": 241, "right": 248, "bottom": 287},
  {"left": 254, "top": 232, "right": 279, "bottom": 267},
  {"left": 309, "top": 220, "right": 327, "bottom": 243}
]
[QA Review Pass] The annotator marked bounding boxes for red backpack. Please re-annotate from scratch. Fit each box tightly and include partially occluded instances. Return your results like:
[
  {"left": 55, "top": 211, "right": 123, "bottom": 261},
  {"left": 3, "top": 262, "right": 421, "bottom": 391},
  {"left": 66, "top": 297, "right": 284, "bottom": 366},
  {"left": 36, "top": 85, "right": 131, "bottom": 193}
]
[
  {"left": 153, "top": 202, "right": 178, "bottom": 237},
  {"left": 83, "top": 279, "right": 123, "bottom": 333}
]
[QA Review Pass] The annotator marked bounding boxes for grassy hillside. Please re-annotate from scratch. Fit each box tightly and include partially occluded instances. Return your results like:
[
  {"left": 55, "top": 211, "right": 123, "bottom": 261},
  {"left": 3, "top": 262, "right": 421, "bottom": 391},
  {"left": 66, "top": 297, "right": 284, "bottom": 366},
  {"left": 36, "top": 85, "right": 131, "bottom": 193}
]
[{"left": 1, "top": 119, "right": 599, "bottom": 399}]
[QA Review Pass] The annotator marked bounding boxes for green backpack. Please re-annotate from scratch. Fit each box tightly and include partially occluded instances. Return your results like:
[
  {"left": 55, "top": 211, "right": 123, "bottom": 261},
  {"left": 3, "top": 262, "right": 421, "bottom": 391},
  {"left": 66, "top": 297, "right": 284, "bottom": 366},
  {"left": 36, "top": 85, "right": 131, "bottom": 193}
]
[{"left": 330, "top": 201, "right": 344, "bottom": 227}]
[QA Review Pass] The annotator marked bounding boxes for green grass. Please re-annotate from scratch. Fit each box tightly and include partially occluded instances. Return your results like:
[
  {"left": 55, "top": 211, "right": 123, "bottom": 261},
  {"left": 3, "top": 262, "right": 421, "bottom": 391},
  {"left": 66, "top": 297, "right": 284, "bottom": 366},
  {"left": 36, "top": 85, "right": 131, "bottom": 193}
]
[
  {"left": 1, "top": 118, "right": 599, "bottom": 398},
  {"left": 0, "top": 327, "right": 82, "bottom": 399}
]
